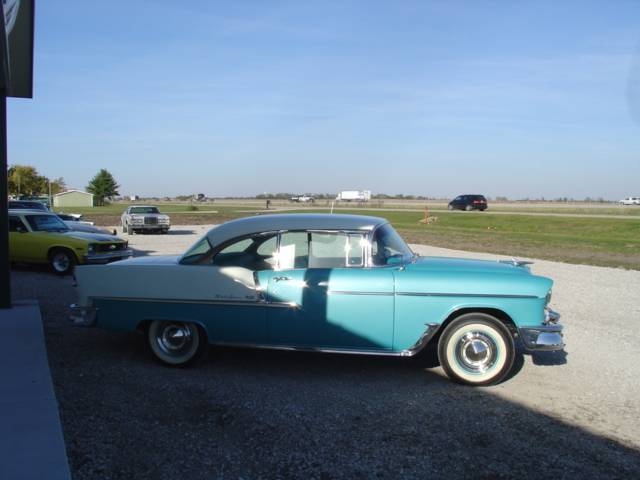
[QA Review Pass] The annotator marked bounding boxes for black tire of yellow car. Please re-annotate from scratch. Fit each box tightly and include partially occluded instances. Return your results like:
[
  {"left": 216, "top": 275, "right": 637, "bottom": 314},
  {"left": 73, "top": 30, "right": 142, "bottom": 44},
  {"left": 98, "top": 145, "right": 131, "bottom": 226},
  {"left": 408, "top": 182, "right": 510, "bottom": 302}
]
[
  {"left": 48, "top": 248, "right": 76, "bottom": 276},
  {"left": 147, "top": 320, "right": 209, "bottom": 367},
  {"left": 437, "top": 313, "right": 515, "bottom": 386}
]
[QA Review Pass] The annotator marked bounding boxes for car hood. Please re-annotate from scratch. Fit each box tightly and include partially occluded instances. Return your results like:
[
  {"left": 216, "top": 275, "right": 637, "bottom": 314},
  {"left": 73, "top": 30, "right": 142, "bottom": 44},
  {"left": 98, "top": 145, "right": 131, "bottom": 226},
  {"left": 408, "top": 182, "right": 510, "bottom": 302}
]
[
  {"left": 110, "top": 255, "right": 181, "bottom": 266},
  {"left": 405, "top": 256, "right": 532, "bottom": 275},
  {"left": 61, "top": 231, "right": 123, "bottom": 243}
]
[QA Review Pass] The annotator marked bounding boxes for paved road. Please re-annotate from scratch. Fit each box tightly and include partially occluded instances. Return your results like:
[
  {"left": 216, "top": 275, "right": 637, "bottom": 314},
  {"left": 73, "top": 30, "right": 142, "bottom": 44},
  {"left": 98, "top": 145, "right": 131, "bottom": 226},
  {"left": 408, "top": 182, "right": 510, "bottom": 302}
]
[
  {"left": 10, "top": 226, "right": 640, "bottom": 479},
  {"left": 256, "top": 206, "right": 640, "bottom": 220}
]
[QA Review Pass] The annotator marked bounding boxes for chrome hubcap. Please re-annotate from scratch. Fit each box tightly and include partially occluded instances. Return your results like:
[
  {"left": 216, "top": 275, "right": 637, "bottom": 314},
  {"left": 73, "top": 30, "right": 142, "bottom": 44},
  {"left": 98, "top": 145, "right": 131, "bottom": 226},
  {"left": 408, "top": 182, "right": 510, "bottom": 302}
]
[
  {"left": 157, "top": 322, "right": 194, "bottom": 357},
  {"left": 52, "top": 254, "right": 70, "bottom": 272},
  {"left": 455, "top": 332, "right": 497, "bottom": 373}
]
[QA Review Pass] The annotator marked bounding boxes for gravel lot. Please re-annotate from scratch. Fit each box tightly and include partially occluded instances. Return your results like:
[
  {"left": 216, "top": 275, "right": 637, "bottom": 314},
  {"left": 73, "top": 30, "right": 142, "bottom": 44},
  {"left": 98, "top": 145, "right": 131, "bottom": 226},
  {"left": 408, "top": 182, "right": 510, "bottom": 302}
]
[{"left": 11, "top": 225, "right": 640, "bottom": 479}]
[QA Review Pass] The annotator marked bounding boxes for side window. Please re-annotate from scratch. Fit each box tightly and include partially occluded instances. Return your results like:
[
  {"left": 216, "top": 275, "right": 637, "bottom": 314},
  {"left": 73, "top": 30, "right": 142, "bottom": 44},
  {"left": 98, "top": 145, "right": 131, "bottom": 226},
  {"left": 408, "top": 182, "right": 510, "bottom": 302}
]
[
  {"left": 308, "top": 232, "right": 363, "bottom": 268},
  {"left": 279, "top": 232, "right": 309, "bottom": 269},
  {"left": 346, "top": 234, "right": 365, "bottom": 266},
  {"left": 9, "top": 216, "right": 26, "bottom": 232},
  {"left": 218, "top": 238, "right": 253, "bottom": 255},
  {"left": 211, "top": 234, "right": 277, "bottom": 271}
]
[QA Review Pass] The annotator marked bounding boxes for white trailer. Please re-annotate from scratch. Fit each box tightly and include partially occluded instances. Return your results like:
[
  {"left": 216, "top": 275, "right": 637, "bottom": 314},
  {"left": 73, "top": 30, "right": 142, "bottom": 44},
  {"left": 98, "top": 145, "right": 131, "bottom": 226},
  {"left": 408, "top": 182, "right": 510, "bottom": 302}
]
[{"left": 336, "top": 190, "right": 371, "bottom": 202}]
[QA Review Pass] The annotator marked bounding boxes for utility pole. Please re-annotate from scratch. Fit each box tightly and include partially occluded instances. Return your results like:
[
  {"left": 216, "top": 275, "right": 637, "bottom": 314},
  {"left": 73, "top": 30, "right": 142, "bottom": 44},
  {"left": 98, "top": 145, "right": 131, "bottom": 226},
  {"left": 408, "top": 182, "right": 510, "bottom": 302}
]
[
  {"left": 0, "top": 91, "right": 9, "bottom": 308},
  {"left": 0, "top": 0, "right": 35, "bottom": 308}
]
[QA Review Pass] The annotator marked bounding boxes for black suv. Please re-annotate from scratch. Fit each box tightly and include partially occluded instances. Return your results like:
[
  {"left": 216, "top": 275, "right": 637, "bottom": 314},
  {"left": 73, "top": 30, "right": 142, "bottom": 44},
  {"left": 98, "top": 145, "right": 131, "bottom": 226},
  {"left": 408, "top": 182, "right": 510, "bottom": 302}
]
[{"left": 448, "top": 194, "right": 488, "bottom": 211}]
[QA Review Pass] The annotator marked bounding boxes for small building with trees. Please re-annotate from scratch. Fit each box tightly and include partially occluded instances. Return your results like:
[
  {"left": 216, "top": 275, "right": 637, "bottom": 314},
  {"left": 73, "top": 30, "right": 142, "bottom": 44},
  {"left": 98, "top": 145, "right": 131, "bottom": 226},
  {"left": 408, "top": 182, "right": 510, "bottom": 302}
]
[{"left": 53, "top": 189, "right": 94, "bottom": 208}]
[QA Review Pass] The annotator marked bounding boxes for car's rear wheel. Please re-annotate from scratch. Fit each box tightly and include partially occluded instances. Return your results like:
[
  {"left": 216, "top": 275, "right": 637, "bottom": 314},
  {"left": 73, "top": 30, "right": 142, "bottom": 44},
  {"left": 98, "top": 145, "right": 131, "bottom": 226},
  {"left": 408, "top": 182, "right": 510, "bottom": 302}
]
[
  {"left": 465, "top": 204, "right": 473, "bottom": 211},
  {"left": 438, "top": 313, "right": 514, "bottom": 386},
  {"left": 48, "top": 248, "right": 76, "bottom": 276},
  {"left": 147, "top": 320, "right": 208, "bottom": 367}
]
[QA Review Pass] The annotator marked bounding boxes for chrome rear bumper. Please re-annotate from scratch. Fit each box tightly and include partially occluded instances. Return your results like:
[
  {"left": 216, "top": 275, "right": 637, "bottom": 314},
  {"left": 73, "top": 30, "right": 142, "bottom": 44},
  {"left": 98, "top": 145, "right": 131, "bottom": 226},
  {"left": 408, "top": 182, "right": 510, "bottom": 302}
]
[{"left": 69, "top": 304, "right": 97, "bottom": 327}]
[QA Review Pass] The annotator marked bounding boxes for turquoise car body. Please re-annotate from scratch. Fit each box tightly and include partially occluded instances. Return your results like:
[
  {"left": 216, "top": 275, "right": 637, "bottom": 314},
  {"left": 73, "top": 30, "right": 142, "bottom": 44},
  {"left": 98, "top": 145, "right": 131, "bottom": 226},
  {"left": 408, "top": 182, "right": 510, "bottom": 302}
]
[{"left": 72, "top": 214, "right": 561, "bottom": 356}]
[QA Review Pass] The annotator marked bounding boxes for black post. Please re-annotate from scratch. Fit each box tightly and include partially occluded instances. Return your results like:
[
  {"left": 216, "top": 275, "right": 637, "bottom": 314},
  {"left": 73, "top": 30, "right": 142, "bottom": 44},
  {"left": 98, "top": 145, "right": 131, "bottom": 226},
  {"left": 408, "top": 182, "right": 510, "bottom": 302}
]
[{"left": 0, "top": 90, "right": 10, "bottom": 308}]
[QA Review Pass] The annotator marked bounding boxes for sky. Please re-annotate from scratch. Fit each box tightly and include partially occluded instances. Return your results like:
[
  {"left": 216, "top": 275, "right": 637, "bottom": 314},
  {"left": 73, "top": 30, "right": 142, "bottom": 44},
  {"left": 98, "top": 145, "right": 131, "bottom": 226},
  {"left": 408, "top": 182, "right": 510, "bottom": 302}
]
[{"left": 7, "top": 0, "right": 640, "bottom": 199}]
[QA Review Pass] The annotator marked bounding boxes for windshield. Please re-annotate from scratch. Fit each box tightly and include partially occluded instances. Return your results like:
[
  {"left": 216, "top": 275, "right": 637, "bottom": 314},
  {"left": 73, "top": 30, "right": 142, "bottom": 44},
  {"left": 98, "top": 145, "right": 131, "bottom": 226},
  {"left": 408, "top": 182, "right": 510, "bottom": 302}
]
[
  {"left": 180, "top": 236, "right": 213, "bottom": 264},
  {"left": 371, "top": 224, "right": 413, "bottom": 266},
  {"left": 130, "top": 207, "right": 160, "bottom": 214},
  {"left": 25, "top": 214, "right": 70, "bottom": 233}
]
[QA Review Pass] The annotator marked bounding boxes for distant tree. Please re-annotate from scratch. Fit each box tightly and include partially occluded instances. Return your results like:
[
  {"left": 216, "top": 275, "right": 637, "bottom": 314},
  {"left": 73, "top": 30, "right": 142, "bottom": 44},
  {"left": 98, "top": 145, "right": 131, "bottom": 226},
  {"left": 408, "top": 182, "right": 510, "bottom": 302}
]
[
  {"left": 7, "top": 165, "right": 48, "bottom": 196},
  {"left": 86, "top": 169, "right": 120, "bottom": 206},
  {"left": 49, "top": 177, "right": 67, "bottom": 195}
]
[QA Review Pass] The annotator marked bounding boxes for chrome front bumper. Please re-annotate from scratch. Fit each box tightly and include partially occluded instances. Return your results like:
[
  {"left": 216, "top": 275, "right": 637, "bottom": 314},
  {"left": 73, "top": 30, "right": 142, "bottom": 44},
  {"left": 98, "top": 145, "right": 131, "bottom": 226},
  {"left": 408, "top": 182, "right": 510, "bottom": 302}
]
[
  {"left": 519, "top": 308, "right": 565, "bottom": 351},
  {"left": 129, "top": 224, "right": 170, "bottom": 230},
  {"left": 84, "top": 249, "right": 133, "bottom": 264},
  {"left": 69, "top": 304, "right": 97, "bottom": 327}
]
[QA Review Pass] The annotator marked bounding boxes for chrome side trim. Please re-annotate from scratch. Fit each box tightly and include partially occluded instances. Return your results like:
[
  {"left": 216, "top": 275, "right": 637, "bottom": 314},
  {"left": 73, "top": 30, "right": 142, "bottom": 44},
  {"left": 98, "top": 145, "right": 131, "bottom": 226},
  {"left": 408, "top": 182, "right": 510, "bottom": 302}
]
[
  {"left": 327, "top": 290, "right": 394, "bottom": 296},
  {"left": 209, "top": 323, "right": 442, "bottom": 358},
  {"left": 90, "top": 296, "right": 294, "bottom": 308},
  {"left": 210, "top": 342, "right": 404, "bottom": 357},
  {"left": 396, "top": 292, "right": 538, "bottom": 299},
  {"left": 400, "top": 323, "right": 440, "bottom": 357}
]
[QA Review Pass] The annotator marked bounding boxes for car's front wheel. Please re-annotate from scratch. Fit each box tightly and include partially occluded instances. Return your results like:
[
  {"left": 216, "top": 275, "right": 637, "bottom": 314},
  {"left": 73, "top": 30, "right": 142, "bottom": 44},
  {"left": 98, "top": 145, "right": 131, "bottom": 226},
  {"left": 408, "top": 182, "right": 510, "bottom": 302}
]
[
  {"left": 147, "top": 320, "right": 208, "bottom": 367},
  {"left": 448, "top": 204, "right": 454, "bottom": 210},
  {"left": 48, "top": 248, "right": 76, "bottom": 276},
  {"left": 438, "top": 313, "right": 515, "bottom": 386},
  {"left": 122, "top": 222, "right": 128, "bottom": 234}
]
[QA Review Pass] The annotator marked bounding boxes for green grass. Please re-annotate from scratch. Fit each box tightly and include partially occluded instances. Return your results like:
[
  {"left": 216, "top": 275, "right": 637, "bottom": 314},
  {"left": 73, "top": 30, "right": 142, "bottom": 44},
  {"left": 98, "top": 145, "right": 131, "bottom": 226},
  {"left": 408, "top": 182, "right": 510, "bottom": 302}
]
[{"left": 279, "top": 208, "right": 640, "bottom": 270}]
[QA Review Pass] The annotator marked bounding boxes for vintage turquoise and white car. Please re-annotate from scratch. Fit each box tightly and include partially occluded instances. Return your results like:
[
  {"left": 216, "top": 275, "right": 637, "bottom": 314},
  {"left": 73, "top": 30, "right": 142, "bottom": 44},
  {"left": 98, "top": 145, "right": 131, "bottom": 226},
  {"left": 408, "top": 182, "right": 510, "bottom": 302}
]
[{"left": 71, "top": 214, "right": 563, "bottom": 386}]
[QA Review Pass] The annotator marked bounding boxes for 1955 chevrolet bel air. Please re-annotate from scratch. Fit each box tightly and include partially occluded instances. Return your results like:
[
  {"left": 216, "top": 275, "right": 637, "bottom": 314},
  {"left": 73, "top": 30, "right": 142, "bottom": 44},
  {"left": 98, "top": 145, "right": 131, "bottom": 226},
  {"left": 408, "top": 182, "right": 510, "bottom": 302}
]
[{"left": 71, "top": 214, "right": 564, "bottom": 386}]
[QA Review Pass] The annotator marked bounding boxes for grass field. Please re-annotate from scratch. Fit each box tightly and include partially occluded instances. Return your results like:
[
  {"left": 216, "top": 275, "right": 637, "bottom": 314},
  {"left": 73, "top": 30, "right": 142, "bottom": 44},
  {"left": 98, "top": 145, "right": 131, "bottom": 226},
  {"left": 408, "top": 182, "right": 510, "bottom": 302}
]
[{"left": 59, "top": 202, "right": 640, "bottom": 270}]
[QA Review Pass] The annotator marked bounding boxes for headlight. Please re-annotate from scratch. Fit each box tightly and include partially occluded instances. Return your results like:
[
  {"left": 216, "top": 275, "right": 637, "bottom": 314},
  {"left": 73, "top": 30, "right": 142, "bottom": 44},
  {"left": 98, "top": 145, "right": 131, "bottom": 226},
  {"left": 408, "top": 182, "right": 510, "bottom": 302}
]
[
  {"left": 131, "top": 216, "right": 143, "bottom": 223},
  {"left": 159, "top": 217, "right": 170, "bottom": 224}
]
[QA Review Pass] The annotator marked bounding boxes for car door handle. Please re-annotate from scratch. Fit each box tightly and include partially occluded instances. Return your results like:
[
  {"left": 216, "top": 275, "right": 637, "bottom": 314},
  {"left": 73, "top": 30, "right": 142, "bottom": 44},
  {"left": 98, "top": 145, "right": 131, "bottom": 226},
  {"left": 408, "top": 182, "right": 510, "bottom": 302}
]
[{"left": 273, "top": 276, "right": 292, "bottom": 282}]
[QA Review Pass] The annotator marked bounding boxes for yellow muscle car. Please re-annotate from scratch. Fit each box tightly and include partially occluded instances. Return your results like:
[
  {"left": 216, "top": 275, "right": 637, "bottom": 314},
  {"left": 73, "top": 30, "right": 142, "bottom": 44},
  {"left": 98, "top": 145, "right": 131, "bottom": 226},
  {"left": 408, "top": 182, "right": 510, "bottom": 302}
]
[{"left": 9, "top": 209, "right": 133, "bottom": 275}]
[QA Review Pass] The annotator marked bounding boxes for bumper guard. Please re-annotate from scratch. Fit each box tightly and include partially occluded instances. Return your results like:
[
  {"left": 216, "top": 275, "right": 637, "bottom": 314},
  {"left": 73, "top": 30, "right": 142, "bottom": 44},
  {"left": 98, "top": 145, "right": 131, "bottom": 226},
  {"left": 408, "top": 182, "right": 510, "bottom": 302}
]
[{"left": 519, "top": 307, "right": 564, "bottom": 351}]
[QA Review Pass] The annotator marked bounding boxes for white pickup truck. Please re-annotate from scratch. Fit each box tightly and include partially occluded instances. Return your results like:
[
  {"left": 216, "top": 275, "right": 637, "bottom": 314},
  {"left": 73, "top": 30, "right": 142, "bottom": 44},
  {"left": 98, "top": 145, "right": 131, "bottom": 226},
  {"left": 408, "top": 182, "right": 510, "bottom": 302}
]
[{"left": 619, "top": 197, "right": 640, "bottom": 206}]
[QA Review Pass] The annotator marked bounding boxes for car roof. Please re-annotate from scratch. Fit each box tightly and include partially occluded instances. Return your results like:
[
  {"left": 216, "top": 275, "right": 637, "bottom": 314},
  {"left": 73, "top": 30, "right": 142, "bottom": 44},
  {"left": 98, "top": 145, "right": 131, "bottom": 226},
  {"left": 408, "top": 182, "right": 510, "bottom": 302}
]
[
  {"left": 128, "top": 205, "right": 159, "bottom": 208},
  {"left": 205, "top": 213, "right": 388, "bottom": 247},
  {"left": 8, "top": 209, "right": 53, "bottom": 215}
]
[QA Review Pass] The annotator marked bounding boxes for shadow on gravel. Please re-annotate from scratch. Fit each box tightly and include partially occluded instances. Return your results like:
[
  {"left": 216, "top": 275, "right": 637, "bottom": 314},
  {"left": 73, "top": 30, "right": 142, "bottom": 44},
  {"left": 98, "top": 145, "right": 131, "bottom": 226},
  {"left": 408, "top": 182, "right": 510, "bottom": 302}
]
[
  {"left": 51, "top": 330, "right": 640, "bottom": 480},
  {"left": 165, "top": 229, "right": 195, "bottom": 235},
  {"left": 530, "top": 349, "right": 568, "bottom": 366}
]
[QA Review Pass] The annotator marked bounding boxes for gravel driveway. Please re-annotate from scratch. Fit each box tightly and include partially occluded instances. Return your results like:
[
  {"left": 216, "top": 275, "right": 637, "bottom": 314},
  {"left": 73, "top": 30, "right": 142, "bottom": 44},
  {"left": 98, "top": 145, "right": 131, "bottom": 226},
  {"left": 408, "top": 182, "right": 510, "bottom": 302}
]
[{"left": 11, "top": 225, "right": 640, "bottom": 479}]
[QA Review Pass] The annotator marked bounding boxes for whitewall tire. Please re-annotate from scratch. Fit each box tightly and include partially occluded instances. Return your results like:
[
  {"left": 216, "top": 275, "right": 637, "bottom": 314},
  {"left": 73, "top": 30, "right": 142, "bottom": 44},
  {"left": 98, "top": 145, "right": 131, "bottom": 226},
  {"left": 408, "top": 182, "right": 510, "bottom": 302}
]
[
  {"left": 438, "top": 313, "right": 514, "bottom": 386},
  {"left": 148, "top": 320, "right": 207, "bottom": 367}
]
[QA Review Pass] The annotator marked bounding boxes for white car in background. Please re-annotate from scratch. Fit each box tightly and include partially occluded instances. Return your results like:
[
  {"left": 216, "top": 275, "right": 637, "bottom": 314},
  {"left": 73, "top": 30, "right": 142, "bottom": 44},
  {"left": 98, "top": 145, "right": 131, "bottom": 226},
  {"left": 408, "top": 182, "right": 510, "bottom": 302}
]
[
  {"left": 121, "top": 205, "right": 171, "bottom": 234},
  {"left": 619, "top": 197, "right": 640, "bottom": 205}
]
